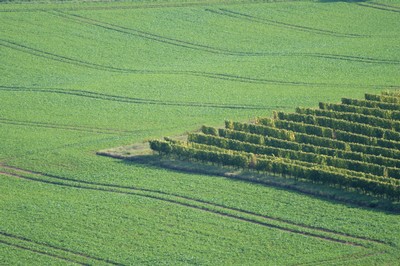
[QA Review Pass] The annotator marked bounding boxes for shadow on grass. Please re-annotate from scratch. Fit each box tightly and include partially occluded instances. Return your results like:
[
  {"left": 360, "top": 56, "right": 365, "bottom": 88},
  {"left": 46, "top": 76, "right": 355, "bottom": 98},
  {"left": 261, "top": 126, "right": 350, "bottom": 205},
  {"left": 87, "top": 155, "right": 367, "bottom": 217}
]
[{"left": 116, "top": 154, "right": 400, "bottom": 214}]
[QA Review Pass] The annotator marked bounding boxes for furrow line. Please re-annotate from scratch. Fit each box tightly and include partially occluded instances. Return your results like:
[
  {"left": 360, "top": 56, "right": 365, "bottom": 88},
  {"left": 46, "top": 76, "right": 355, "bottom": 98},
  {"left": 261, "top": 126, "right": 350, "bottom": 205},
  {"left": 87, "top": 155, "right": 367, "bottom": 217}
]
[
  {"left": 296, "top": 251, "right": 387, "bottom": 266},
  {"left": 0, "top": 0, "right": 298, "bottom": 13},
  {"left": 0, "top": 117, "right": 132, "bottom": 135},
  {"left": 0, "top": 85, "right": 274, "bottom": 110},
  {"left": 206, "top": 8, "right": 368, "bottom": 38},
  {"left": 0, "top": 164, "right": 387, "bottom": 247},
  {"left": 2, "top": 39, "right": 399, "bottom": 87},
  {"left": 0, "top": 239, "right": 85, "bottom": 265},
  {"left": 0, "top": 232, "right": 122, "bottom": 265},
  {"left": 0, "top": 170, "right": 367, "bottom": 247},
  {"left": 51, "top": 10, "right": 400, "bottom": 65},
  {"left": 49, "top": 10, "right": 247, "bottom": 56},
  {"left": 370, "top": 2, "right": 400, "bottom": 11},
  {"left": 356, "top": 2, "right": 400, "bottom": 13},
  {"left": 0, "top": 39, "right": 138, "bottom": 73}
]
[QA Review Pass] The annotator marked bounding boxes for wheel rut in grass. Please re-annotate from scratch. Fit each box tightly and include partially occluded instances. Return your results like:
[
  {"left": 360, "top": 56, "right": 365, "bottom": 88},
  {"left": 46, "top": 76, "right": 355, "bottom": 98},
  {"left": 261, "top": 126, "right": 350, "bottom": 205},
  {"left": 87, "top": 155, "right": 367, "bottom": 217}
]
[
  {"left": 2, "top": 38, "right": 399, "bottom": 88},
  {"left": 50, "top": 10, "right": 400, "bottom": 65},
  {"left": 356, "top": 2, "right": 400, "bottom": 13},
  {"left": 297, "top": 251, "right": 387, "bottom": 266},
  {"left": 0, "top": 85, "right": 275, "bottom": 110},
  {"left": 206, "top": 8, "right": 368, "bottom": 38},
  {"left": 0, "top": 231, "right": 122, "bottom": 265},
  {"left": 0, "top": 0, "right": 298, "bottom": 13},
  {"left": 0, "top": 117, "right": 133, "bottom": 135},
  {"left": 0, "top": 164, "right": 388, "bottom": 248}
]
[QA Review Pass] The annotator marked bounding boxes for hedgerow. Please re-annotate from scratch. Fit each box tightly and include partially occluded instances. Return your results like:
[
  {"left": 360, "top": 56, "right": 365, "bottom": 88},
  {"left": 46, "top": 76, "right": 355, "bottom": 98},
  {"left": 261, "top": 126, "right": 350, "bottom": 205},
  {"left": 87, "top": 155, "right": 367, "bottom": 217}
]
[{"left": 150, "top": 92, "right": 400, "bottom": 200}]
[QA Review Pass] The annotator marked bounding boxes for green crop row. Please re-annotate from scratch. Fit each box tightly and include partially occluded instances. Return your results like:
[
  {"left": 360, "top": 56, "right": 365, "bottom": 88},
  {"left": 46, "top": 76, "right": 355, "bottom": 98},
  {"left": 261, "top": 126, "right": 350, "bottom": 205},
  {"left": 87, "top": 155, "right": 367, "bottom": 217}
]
[
  {"left": 319, "top": 102, "right": 400, "bottom": 121},
  {"left": 213, "top": 127, "right": 400, "bottom": 168},
  {"left": 365, "top": 93, "right": 400, "bottom": 104},
  {"left": 342, "top": 98, "right": 400, "bottom": 111},
  {"left": 275, "top": 111, "right": 400, "bottom": 142},
  {"left": 187, "top": 133, "right": 400, "bottom": 179},
  {"left": 149, "top": 139, "right": 400, "bottom": 200},
  {"left": 296, "top": 107, "right": 400, "bottom": 132},
  {"left": 189, "top": 140, "right": 400, "bottom": 187},
  {"left": 382, "top": 90, "right": 400, "bottom": 98},
  {"left": 227, "top": 120, "right": 400, "bottom": 159},
  {"left": 258, "top": 117, "right": 400, "bottom": 150}
]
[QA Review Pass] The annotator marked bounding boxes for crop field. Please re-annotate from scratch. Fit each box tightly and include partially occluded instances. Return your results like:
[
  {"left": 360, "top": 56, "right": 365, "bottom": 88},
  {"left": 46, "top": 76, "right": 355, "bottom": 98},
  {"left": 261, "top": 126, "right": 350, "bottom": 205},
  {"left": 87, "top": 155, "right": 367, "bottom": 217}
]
[{"left": 1, "top": 0, "right": 400, "bottom": 264}]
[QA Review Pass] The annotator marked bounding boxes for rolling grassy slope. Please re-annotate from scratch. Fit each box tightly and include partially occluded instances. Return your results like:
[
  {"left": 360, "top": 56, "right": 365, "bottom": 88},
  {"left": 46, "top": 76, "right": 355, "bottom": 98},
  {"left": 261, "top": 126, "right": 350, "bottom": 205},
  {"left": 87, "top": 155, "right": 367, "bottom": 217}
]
[{"left": 1, "top": 0, "right": 399, "bottom": 264}]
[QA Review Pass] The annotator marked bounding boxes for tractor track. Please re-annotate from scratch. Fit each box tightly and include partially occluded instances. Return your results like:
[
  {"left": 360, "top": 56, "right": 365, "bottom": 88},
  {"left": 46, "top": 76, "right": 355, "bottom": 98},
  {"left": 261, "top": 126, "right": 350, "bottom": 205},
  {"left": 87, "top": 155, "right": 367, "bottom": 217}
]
[
  {"left": 0, "top": 231, "right": 122, "bottom": 265},
  {"left": 0, "top": 164, "right": 388, "bottom": 248},
  {"left": 48, "top": 10, "right": 254, "bottom": 57},
  {"left": 0, "top": 85, "right": 275, "bottom": 110},
  {"left": 206, "top": 8, "right": 368, "bottom": 38},
  {"left": 369, "top": 2, "right": 400, "bottom": 11},
  {"left": 356, "top": 2, "right": 400, "bottom": 13},
  {"left": 0, "top": 117, "right": 134, "bottom": 135},
  {"left": 0, "top": 0, "right": 299, "bottom": 13},
  {"left": 50, "top": 10, "right": 400, "bottom": 65},
  {"left": 2, "top": 38, "right": 399, "bottom": 88},
  {"left": 296, "top": 251, "right": 387, "bottom": 266}
]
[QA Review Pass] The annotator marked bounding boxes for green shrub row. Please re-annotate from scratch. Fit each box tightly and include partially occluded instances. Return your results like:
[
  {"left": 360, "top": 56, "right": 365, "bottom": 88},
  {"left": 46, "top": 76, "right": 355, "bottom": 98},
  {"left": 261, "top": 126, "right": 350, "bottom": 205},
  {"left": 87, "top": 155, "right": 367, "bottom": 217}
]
[
  {"left": 258, "top": 117, "right": 400, "bottom": 150},
  {"left": 200, "top": 125, "right": 219, "bottom": 136},
  {"left": 365, "top": 93, "right": 400, "bottom": 104},
  {"left": 188, "top": 133, "right": 400, "bottom": 179},
  {"left": 276, "top": 111, "right": 400, "bottom": 142},
  {"left": 158, "top": 140, "right": 400, "bottom": 186},
  {"left": 149, "top": 139, "right": 400, "bottom": 199},
  {"left": 214, "top": 127, "right": 400, "bottom": 168},
  {"left": 216, "top": 127, "right": 264, "bottom": 145},
  {"left": 382, "top": 90, "right": 400, "bottom": 98},
  {"left": 319, "top": 102, "right": 400, "bottom": 121},
  {"left": 228, "top": 120, "right": 400, "bottom": 159},
  {"left": 342, "top": 98, "right": 400, "bottom": 111},
  {"left": 296, "top": 107, "right": 400, "bottom": 132}
]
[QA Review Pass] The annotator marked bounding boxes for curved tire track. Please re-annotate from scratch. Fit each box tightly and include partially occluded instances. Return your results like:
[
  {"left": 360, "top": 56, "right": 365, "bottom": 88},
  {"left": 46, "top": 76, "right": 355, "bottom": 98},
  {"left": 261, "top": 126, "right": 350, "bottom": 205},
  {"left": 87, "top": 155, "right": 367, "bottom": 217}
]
[
  {"left": 297, "top": 251, "right": 386, "bottom": 266},
  {"left": 0, "top": 232, "right": 121, "bottom": 265},
  {"left": 369, "top": 2, "right": 400, "bottom": 11},
  {"left": 0, "top": 164, "right": 388, "bottom": 248},
  {"left": 356, "top": 2, "right": 400, "bottom": 13},
  {"left": 0, "top": 117, "right": 136, "bottom": 135},
  {"left": 2, "top": 38, "right": 399, "bottom": 88},
  {"left": 50, "top": 10, "right": 400, "bottom": 65},
  {"left": 48, "top": 10, "right": 255, "bottom": 57},
  {"left": 0, "top": 0, "right": 299, "bottom": 13},
  {"left": 0, "top": 85, "right": 275, "bottom": 110},
  {"left": 0, "top": 239, "right": 85, "bottom": 265},
  {"left": 206, "top": 8, "right": 368, "bottom": 38}
]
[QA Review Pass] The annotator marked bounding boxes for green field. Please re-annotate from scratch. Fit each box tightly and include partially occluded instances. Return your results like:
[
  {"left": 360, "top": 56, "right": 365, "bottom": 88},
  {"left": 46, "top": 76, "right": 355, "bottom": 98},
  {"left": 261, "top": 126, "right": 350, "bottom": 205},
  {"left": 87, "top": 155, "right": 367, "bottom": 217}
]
[{"left": 1, "top": 0, "right": 400, "bottom": 264}]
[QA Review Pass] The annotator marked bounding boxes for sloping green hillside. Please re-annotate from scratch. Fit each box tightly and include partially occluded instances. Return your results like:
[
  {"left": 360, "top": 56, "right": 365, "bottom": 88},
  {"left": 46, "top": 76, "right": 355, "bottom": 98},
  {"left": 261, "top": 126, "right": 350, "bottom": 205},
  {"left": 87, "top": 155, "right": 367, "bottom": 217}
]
[{"left": 1, "top": 0, "right": 400, "bottom": 264}]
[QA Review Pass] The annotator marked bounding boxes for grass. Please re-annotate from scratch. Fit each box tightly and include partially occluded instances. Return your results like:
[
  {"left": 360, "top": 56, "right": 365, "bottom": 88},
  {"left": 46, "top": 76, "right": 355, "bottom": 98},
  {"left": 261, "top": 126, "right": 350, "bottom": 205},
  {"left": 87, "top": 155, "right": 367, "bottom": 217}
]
[{"left": 1, "top": 0, "right": 400, "bottom": 264}]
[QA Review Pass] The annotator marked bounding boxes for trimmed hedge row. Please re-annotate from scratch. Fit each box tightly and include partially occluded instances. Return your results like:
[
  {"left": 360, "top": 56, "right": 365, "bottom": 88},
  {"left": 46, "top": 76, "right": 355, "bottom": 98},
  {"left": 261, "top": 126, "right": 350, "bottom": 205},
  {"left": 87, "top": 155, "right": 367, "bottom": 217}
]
[
  {"left": 156, "top": 140, "right": 400, "bottom": 186},
  {"left": 296, "top": 107, "right": 400, "bottom": 132},
  {"left": 382, "top": 90, "right": 400, "bottom": 98},
  {"left": 276, "top": 111, "right": 400, "bottom": 142},
  {"left": 365, "top": 93, "right": 400, "bottom": 104},
  {"left": 258, "top": 117, "right": 400, "bottom": 150},
  {"left": 342, "top": 98, "right": 400, "bottom": 111},
  {"left": 213, "top": 127, "right": 400, "bottom": 168},
  {"left": 188, "top": 133, "right": 400, "bottom": 179},
  {"left": 149, "top": 139, "right": 400, "bottom": 199},
  {"left": 228, "top": 120, "right": 400, "bottom": 159},
  {"left": 149, "top": 93, "right": 400, "bottom": 200},
  {"left": 319, "top": 102, "right": 400, "bottom": 121}
]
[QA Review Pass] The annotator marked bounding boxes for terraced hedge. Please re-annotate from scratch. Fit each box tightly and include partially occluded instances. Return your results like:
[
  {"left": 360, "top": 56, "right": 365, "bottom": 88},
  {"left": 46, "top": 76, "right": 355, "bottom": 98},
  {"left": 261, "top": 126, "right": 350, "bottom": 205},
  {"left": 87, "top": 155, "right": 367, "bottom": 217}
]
[{"left": 150, "top": 92, "right": 400, "bottom": 200}]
